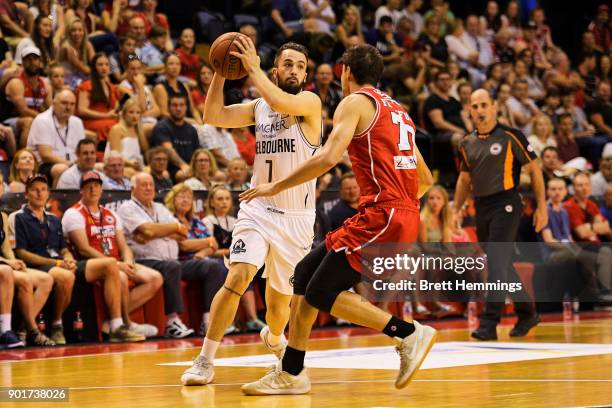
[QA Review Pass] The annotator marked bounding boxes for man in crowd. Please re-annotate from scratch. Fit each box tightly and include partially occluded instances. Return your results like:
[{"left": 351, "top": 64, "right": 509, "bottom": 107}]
[
  {"left": 62, "top": 171, "right": 161, "bottom": 338},
  {"left": 328, "top": 173, "right": 360, "bottom": 231},
  {"left": 146, "top": 146, "right": 173, "bottom": 192},
  {"left": 103, "top": 151, "right": 133, "bottom": 190},
  {"left": 564, "top": 172, "right": 612, "bottom": 243},
  {"left": 56, "top": 139, "right": 106, "bottom": 189},
  {"left": 10, "top": 174, "right": 142, "bottom": 344},
  {"left": 27, "top": 90, "right": 85, "bottom": 186},
  {"left": 150, "top": 95, "right": 199, "bottom": 181}
]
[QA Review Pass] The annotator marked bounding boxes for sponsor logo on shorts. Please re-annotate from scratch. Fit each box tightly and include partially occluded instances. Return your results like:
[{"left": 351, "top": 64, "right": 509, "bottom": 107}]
[
  {"left": 266, "top": 207, "right": 285, "bottom": 215},
  {"left": 231, "top": 239, "right": 246, "bottom": 254},
  {"left": 289, "top": 275, "right": 294, "bottom": 287}
]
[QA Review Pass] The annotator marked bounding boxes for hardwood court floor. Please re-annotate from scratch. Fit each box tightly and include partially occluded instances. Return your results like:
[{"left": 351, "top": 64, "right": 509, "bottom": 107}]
[{"left": 1, "top": 312, "right": 611, "bottom": 408}]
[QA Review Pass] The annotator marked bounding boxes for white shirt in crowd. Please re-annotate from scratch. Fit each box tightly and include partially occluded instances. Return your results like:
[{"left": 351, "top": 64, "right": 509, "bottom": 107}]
[
  {"left": 118, "top": 198, "right": 180, "bottom": 260},
  {"left": 27, "top": 107, "right": 85, "bottom": 164},
  {"left": 198, "top": 124, "right": 241, "bottom": 161}
]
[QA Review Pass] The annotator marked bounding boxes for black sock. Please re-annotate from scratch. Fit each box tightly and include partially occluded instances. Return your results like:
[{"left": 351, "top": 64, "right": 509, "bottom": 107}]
[
  {"left": 382, "top": 316, "right": 415, "bottom": 339},
  {"left": 282, "top": 346, "right": 306, "bottom": 376}
]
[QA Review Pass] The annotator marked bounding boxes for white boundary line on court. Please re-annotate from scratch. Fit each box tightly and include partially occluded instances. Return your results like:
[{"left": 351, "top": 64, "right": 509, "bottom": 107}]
[{"left": 2, "top": 318, "right": 611, "bottom": 364}]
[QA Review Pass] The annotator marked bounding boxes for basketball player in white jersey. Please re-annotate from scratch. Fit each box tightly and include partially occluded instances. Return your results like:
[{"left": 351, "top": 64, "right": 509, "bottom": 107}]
[{"left": 181, "top": 38, "right": 322, "bottom": 385}]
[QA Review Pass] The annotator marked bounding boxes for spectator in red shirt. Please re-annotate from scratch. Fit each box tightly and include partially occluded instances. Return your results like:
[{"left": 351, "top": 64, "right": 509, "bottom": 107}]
[
  {"left": 176, "top": 28, "right": 201, "bottom": 86},
  {"left": 564, "top": 172, "right": 612, "bottom": 242},
  {"left": 231, "top": 127, "right": 255, "bottom": 166}
]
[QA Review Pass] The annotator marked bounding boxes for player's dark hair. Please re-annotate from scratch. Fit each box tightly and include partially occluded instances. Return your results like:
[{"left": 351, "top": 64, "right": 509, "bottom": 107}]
[
  {"left": 274, "top": 42, "right": 309, "bottom": 67},
  {"left": 340, "top": 44, "right": 384, "bottom": 86}
]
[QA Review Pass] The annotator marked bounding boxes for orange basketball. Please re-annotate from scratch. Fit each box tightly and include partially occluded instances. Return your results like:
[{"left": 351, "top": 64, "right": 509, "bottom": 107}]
[{"left": 208, "top": 32, "right": 249, "bottom": 80}]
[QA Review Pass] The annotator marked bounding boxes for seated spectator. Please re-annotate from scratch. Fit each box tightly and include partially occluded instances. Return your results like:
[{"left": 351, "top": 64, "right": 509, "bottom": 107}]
[
  {"left": 15, "top": 14, "right": 61, "bottom": 68},
  {"left": 62, "top": 170, "right": 160, "bottom": 338},
  {"left": 126, "top": 15, "right": 146, "bottom": 50},
  {"left": 239, "top": 23, "right": 275, "bottom": 71},
  {"left": 328, "top": 172, "right": 359, "bottom": 231},
  {"left": 26, "top": 89, "right": 85, "bottom": 186},
  {"left": 309, "top": 63, "right": 341, "bottom": 137},
  {"left": 106, "top": 97, "right": 147, "bottom": 175},
  {"left": 153, "top": 53, "right": 201, "bottom": 123},
  {"left": 501, "top": 0, "right": 521, "bottom": 43},
  {"left": 587, "top": 4, "right": 611, "bottom": 53},
  {"left": 226, "top": 157, "right": 250, "bottom": 190},
  {"left": 585, "top": 82, "right": 612, "bottom": 137},
  {"left": 191, "top": 62, "right": 213, "bottom": 120},
  {"left": 540, "top": 91, "right": 561, "bottom": 126},
  {"left": 8, "top": 148, "right": 37, "bottom": 192},
  {"left": 559, "top": 112, "right": 607, "bottom": 169},
  {"left": 495, "top": 82, "right": 515, "bottom": 127},
  {"left": 0, "top": 206, "right": 55, "bottom": 347},
  {"left": 366, "top": 16, "right": 404, "bottom": 66},
  {"left": 564, "top": 172, "right": 612, "bottom": 242},
  {"left": 512, "top": 58, "right": 546, "bottom": 103},
  {"left": 493, "top": 28, "right": 515, "bottom": 68},
  {"left": 539, "top": 177, "right": 602, "bottom": 300},
  {"left": 230, "top": 127, "right": 256, "bottom": 166},
  {"left": 184, "top": 148, "right": 217, "bottom": 191},
  {"left": 540, "top": 146, "right": 578, "bottom": 186},
  {"left": 451, "top": 16, "right": 493, "bottom": 88},
  {"left": 57, "top": 138, "right": 105, "bottom": 189},
  {"left": 29, "top": 0, "right": 64, "bottom": 33},
  {"left": 141, "top": 0, "right": 170, "bottom": 50},
  {"left": 117, "top": 53, "right": 159, "bottom": 126},
  {"left": 150, "top": 94, "right": 200, "bottom": 181},
  {"left": 506, "top": 78, "right": 541, "bottom": 136},
  {"left": 601, "top": 185, "right": 612, "bottom": 225},
  {"left": 64, "top": 0, "right": 102, "bottom": 38},
  {"left": 102, "top": 150, "right": 131, "bottom": 190},
  {"left": 0, "top": 0, "right": 32, "bottom": 40},
  {"left": 101, "top": 0, "right": 140, "bottom": 38},
  {"left": 299, "top": 0, "right": 335, "bottom": 34},
  {"left": 175, "top": 28, "right": 200, "bottom": 85},
  {"left": 198, "top": 124, "right": 238, "bottom": 168},
  {"left": 403, "top": 0, "right": 424, "bottom": 38},
  {"left": 423, "top": 69, "right": 468, "bottom": 148},
  {"left": 557, "top": 91, "right": 596, "bottom": 138},
  {"left": 110, "top": 35, "right": 138, "bottom": 83},
  {"left": 596, "top": 54, "right": 611, "bottom": 85},
  {"left": 140, "top": 24, "right": 168, "bottom": 80},
  {"left": 591, "top": 156, "right": 612, "bottom": 197},
  {"left": 528, "top": 114, "right": 557, "bottom": 158},
  {"left": 146, "top": 146, "right": 172, "bottom": 191},
  {"left": 2, "top": 46, "right": 52, "bottom": 147},
  {"left": 515, "top": 21, "right": 552, "bottom": 72},
  {"left": 58, "top": 18, "right": 95, "bottom": 89},
  {"left": 202, "top": 184, "right": 265, "bottom": 333},
  {"left": 164, "top": 183, "right": 226, "bottom": 335},
  {"left": 335, "top": 5, "right": 365, "bottom": 52},
  {"left": 77, "top": 52, "right": 119, "bottom": 153},
  {"left": 415, "top": 14, "right": 447, "bottom": 68},
  {"left": 117, "top": 172, "right": 195, "bottom": 338},
  {"left": 479, "top": 0, "right": 502, "bottom": 42},
  {"left": 576, "top": 52, "right": 598, "bottom": 104},
  {"left": 10, "top": 174, "right": 138, "bottom": 344},
  {"left": 49, "top": 63, "right": 68, "bottom": 97},
  {"left": 386, "top": 43, "right": 427, "bottom": 109},
  {"left": 271, "top": 0, "right": 306, "bottom": 41}
]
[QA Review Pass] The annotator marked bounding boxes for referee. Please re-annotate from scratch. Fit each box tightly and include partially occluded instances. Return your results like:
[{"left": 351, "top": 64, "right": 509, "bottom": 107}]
[{"left": 453, "top": 89, "right": 548, "bottom": 341}]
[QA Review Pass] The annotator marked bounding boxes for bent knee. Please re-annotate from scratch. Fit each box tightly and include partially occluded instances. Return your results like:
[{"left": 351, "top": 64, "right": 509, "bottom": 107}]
[
  {"left": 224, "top": 267, "right": 255, "bottom": 293},
  {"left": 304, "top": 285, "right": 336, "bottom": 313}
]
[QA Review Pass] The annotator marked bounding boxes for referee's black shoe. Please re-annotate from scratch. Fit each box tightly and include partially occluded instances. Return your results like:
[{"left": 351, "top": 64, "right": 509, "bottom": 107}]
[
  {"left": 509, "top": 314, "right": 541, "bottom": 337},
  {"left": 470, "top": 325, "right": 497, "bottom": 341}
]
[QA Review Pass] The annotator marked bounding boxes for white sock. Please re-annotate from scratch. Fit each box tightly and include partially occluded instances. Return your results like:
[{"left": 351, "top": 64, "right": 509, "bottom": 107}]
[
  {"left": 52, "top": 319, "right": 62, "bottom": 327},
  {"left": 110, "top": 318, "right": 123, "bottom": 332},
  {"left": 266, "top": 330, "right": 281, "bottom": 347},
  {"left": 201, "top": 337, "right": 220, "bottom": 361},
  {"left": 0, "top": 313, "right": 11, "bottom": 334}
]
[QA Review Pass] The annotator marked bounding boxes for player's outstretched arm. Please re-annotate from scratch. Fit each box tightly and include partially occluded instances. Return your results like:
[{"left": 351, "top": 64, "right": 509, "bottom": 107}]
[
  {"left": 202, "top": 72, "right": 256, "bottom": 128},
  {"left": 230, "top": 36, "right": 321, "bottom": 118},
  {"left": 240, "top": 94, "right": 361, "bottom": 202}
]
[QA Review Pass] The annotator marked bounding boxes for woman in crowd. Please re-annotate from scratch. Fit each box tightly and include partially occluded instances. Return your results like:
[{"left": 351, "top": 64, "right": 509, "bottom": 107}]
[
  {"left": 59, "top": 18, "right": 94, "bottom": 89},
  {"left": 29, "top": 0, "right": 65, "bottom": 33},
  {"left": 335, "top": 5, "right": 364, "bottom": 51},
  {"left": 480, "top": 0, "right": 502, "bottom": 42},
  {"left": 48, "top": 63, "right": 67, "bottom": 96},
  {"left": 15, "top": 14, "right": 61, "bottom": 67},
  {"left": 77, "top": 52, "right": 119, "bottom": 153},
  {"left": 153, "top": 54, "right": 201, "bottom": 123},
  {"left": 175, "top": 28, "right": 201, "bottom": 85},
  {"left": 416, "top": 15, "right": 448, "bottom": 67},
  {"left": 106, "top": 98, "right": 146, "bottom": 176},
  {"left": 118, "top": 53, "right": 160, "bottom": 126},
  {"left": 513, "top": 58, "right": 545, "bottom": 102},
  {"left": 184, "top": 149, "right": 217, "bottom": 191},
  {"left": 527, "top": 114, "right": 557, "bottom": 158},
  {"left": 596, "top": 54, "right": 611, "bottom": 85},
  {"left": 202, "top": 185, "right": 265, "bottom": 333},
  {"left": 501, "top": 0, "right": 521, "bottom": 42},
  {"left": 102, "top": 0, "right": 138, "bottom": 37},
  {"left": 164, "top": 183, "right": 226, "bottom": 336},
  {"left": 191, "top": 62, "right": 213, "bottom": 120},
  {"left": 141, "top": 0, "right": 171, "bottom": 48},
  {"left": 8, "top": 148, "right": 37, "bottom": 193}
]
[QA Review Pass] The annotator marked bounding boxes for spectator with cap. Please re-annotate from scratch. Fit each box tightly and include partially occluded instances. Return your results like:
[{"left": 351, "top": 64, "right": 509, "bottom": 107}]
[
  {"left": 117, "top": 172, "right": 195, "bottom": 338},
  {"left": 102, "top": 150, "right": 132, "bottom": 190},
  {"left": 26, "top": 89, "right": 85, "bottom": 186},
  {"left": 62, "top": 170, "right": 160, "bottom": 338},
  {"left": 56, "top": 139, "right": 106, "bottom": 189},
  {"left": 1, "top": 45, "right": 52, "bottom": 147}
]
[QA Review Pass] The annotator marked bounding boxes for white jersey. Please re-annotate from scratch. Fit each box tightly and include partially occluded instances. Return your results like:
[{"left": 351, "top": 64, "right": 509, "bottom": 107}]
[{"left": 251, "top": 98, "right": 321, "bottom": 211}]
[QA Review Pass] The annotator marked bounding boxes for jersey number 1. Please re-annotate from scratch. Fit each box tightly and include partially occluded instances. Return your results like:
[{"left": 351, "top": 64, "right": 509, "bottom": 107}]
[{"left": 391, "top": 111, "right": 416, "bottom": 152}]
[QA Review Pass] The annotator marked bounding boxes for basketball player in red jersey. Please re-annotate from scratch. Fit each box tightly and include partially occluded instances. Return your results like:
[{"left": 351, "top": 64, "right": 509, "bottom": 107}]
[{"left": 239, "top": 44, "right": 436, "bottom": 395}]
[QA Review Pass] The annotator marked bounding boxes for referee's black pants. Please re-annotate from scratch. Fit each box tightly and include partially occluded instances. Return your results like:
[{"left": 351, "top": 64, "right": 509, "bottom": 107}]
[{"left": 475, "top": 190, "right": 535, "bottom": 327}]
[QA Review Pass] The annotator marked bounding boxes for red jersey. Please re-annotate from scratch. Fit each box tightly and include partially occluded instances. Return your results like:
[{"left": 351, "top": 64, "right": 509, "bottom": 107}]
[
  {"left": 66, "top": 202, "right": 122, "bottom": 259},
  {"left": 348, "top": 87, "right": 419, "bottom": 210}
]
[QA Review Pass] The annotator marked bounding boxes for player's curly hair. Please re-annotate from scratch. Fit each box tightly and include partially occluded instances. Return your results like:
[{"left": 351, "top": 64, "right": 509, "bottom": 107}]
[{"left": 340, "top": 44, "right": 384, "bottom": 86}]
